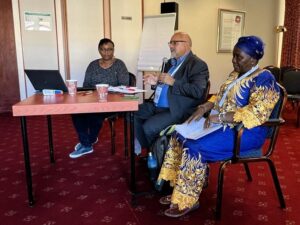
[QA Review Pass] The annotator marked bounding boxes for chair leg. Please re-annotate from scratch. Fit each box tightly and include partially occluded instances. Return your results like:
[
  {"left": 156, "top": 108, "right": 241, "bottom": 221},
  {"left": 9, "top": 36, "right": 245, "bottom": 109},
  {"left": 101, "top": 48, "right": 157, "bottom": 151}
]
[
  {"left": 215, "top": 161, "right": 228, "bottom": 220},
  {"left": 243, "top": 163, "right": 252, "bottom": 181},
  {"left": 266, "top": 159, "right": 286, "bottom": 208},
  {"left": 109, "top": 119, "right": 116, "bottom": 155}
]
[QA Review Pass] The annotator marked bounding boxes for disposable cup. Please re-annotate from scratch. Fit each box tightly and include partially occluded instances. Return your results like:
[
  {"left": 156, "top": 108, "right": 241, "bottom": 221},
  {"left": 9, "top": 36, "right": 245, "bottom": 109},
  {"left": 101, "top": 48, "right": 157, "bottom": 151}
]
[
  {"left": 96, "top": 84, "right": 109, "bottom": 101},
  {"left": 66, "top": 80, "right": 77, "bottom": 95}
]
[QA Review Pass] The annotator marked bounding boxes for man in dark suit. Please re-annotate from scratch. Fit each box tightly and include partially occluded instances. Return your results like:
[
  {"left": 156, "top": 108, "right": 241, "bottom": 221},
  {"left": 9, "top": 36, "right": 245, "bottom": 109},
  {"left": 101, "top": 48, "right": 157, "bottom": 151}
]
[{"left": 135, "top": 32, "right": 209, "bottom": 152}]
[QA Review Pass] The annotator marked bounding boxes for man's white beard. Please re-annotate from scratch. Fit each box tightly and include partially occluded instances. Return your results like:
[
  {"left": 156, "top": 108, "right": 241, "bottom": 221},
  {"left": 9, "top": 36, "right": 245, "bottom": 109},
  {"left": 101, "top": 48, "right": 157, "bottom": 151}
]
[{"left": 171, "top": 51, "right": 176, "bottom": 58}]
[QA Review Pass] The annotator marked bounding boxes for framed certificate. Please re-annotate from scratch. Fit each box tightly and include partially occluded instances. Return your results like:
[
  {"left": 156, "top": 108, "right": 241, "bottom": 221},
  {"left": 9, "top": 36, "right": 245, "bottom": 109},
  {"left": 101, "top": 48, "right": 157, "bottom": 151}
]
[{"left": 217, "top": 9, "right": 245, "bottom": 53}]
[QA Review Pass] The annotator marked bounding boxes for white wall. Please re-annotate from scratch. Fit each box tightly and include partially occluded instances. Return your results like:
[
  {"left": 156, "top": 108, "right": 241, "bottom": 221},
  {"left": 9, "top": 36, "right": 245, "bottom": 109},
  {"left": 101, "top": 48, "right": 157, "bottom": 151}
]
[
  {"left": 144, "top": 0, "right": 280, "bottom": 93},
  {"left": 15, "top": 0, "right": 59, "bottom": 97},
  {"left": 67, "top": 0, "right": 104, "bottom": 86},
  {"left": 110, "top": 0, "right": 142, "bottom": 76},
  {"left": 110, "top": 0, "right": 143, "bottom": 101}
]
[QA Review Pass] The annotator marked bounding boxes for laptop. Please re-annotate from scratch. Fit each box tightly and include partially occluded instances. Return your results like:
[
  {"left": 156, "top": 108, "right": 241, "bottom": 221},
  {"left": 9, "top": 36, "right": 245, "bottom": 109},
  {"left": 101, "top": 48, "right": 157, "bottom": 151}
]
[
  {"left": 25, "top": 69, "right": 68, "bottom": 92},
  {"left": 24, "top": 69, "right": 95, "bottom": 92}
]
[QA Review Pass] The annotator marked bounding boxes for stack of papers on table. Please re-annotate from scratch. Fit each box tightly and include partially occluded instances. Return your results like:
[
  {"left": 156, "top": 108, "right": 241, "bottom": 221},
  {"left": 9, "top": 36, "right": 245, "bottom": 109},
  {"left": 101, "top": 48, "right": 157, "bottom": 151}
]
[{"left": 108, "top": 86, "right": 146, "bottom": 94}]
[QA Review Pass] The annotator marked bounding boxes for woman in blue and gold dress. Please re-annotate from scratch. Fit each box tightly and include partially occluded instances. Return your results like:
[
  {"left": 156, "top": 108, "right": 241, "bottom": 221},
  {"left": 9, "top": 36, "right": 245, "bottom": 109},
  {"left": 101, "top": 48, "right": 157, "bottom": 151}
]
[{"left": 157, "top": 36, "right": 280, "bottom": 217}]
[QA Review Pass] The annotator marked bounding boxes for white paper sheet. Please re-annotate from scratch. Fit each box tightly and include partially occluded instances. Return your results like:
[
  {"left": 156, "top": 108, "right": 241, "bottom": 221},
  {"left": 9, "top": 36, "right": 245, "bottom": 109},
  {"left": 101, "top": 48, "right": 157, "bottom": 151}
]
[
  {"left": 108, "top": 86, "right": 146, "bottom": 94},
  {"left": 175, "top": 110, "right": 223, "bottom": 140}
]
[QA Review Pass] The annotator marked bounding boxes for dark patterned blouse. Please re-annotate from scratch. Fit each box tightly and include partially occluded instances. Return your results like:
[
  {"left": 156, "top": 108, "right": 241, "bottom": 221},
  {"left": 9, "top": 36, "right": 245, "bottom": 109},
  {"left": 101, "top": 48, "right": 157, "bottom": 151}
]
[{"left": 83, "top": 58, "right": 129, "bottom": 88}]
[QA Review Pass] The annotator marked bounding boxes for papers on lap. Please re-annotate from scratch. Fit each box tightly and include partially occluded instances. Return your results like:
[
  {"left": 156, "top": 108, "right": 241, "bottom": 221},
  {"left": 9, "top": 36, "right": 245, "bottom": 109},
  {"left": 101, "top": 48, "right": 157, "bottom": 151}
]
[
  {"left": 108, "top": 86, "right": 146, "bottom": 94},
  {"left": 175, "top": 117, "right": 222, "bottom": 140}
]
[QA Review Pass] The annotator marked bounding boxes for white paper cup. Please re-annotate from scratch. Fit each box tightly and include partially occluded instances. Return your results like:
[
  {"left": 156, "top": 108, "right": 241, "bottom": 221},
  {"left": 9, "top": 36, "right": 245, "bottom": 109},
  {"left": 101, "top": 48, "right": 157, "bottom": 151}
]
[
  {"left": 96, "top": 84, "right": 109, "bottom": 101},
  {"left": 66, "top": 80, "right": 77, "bottom": 95}
]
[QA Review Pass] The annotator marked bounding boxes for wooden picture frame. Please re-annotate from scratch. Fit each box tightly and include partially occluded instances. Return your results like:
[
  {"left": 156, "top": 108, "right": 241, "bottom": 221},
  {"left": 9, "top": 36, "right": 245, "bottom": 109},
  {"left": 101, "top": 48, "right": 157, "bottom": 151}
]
[{"left": 217, "top": 9, "right": 245, "bottom": 53}]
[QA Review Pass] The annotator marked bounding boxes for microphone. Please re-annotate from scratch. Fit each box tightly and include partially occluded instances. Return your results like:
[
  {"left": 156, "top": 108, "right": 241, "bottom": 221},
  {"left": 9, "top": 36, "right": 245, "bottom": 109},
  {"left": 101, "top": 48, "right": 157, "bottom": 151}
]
[
  {"left": 156, "top": 57, "right": 168, "bottom": 86},
  {"left": 161, "top": 57, "right": 168, "bottom": 73}
]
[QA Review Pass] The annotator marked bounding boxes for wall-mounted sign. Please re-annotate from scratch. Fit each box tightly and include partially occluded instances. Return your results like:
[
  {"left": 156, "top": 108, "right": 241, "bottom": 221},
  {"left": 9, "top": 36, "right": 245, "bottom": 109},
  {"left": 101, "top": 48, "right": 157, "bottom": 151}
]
[
  {"left": 217, "top": 9, "right": 245, "bottom": 53},
  {"left": 121, "top": 16, "right": 132, "bottom": 20},
  {"left": 24, "top": 12, "right": 52, "bottom": 31}
]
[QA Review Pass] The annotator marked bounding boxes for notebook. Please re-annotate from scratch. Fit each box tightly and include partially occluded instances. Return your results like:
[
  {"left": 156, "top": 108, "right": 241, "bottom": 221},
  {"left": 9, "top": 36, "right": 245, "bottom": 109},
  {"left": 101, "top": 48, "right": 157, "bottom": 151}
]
[
  {"left": 175, "top": 110, "right": 222, "bottom": 140},
  {"left": 175, "top": 118, "right": 222, "bottom": 140},
  {"left": 24, "top": 69, "right": 95, "bottom": 92}
]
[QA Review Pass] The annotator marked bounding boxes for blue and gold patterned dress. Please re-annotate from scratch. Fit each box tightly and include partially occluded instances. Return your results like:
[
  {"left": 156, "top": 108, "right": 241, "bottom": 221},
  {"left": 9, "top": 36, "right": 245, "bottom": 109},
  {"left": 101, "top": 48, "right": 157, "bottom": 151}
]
[{"left": 157, "top": 69, "right": 280, "bottom": 210}]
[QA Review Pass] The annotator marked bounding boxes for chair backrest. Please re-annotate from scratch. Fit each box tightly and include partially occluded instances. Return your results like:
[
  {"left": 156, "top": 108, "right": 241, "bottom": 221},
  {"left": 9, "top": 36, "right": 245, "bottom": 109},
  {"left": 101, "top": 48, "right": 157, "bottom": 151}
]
[
  {"left": 265, "top": 83, "right": 287, "bottom": 139},
  {"left": 270, "top": 83, "right": 287, "bottom": 118},
  {"left": 129, "top": 72, "right": 136, "bottom": 86},
  {"left": 282, "top": 70, "right": 300, "bottom": 94},
  {"left": 264, "top": 65, "right": 281, "bottom": 82},
  {"left": 280, "top": 65, "right": 298, "bottom": 76},
  {"left": 232, "top": 83, "right": 287, "bottom": 159}
]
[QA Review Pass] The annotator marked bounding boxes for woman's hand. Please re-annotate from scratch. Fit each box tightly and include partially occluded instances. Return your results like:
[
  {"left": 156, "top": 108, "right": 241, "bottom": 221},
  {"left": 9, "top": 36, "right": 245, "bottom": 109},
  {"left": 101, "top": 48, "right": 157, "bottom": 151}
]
[
  {"left": 186, "top": 102, "right": 214, "bottom": 124},
  {"left": 208, "top": 114, "right": 219, "bottom": 123},
  {"left": 204, "top": 112, "right": 235, "bottom": 128},
  {"left": 203, "top": 114, "right": 221, "bottom": 128},
  {"left": 186, "top": 106, "right": 206, "bottom": 123}
]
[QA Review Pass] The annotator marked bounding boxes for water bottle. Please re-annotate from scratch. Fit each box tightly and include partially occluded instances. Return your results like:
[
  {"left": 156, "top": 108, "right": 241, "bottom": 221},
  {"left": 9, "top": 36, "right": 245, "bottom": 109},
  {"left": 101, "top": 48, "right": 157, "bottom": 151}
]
[{"left": 147, "top": 152, "right": 158, "bottom": 182}]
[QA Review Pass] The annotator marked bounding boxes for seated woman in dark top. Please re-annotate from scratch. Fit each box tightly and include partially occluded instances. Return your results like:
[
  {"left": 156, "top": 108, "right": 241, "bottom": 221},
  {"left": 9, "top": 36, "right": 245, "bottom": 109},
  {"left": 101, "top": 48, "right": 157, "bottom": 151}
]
[{"left": 69, "top": 38, "right": 129, "bottom": 159}]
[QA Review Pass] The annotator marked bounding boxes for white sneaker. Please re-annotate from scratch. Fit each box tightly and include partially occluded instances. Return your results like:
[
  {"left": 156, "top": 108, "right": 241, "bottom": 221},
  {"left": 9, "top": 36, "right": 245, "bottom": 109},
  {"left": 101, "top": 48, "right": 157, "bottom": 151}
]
[
  {"left": 74, "top": 138, "right": 98, "bottom": 151},
  {"left": 69, "top": 145, "right": 94, "bottom": 159}
]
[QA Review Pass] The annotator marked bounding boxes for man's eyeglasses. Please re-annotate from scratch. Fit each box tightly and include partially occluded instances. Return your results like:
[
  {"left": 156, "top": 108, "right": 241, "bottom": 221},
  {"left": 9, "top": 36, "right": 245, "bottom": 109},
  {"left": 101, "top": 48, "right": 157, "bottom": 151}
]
[
  {"left": 168, "top": 40, "right": 186, "bottom": 46},
  {"left": 100, "top": 48, "right": 114, "bottom": 52}
]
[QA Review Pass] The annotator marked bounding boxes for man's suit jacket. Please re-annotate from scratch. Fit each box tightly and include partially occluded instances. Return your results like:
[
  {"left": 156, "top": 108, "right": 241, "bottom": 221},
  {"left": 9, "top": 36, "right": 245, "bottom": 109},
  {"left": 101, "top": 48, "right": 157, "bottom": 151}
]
[{"left": 161, "top": 51, "right": 209, "bottom": 121}]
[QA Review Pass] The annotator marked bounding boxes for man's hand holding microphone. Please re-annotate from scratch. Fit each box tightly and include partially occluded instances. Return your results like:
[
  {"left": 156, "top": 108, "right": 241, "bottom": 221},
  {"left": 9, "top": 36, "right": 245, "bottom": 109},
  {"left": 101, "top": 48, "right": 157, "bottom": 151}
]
[
  {"left": 143, "top": 57, "right": 175, "bottom": 86},
  {"left": 143, "top": 72, "right": 175, "bottom": 86}
]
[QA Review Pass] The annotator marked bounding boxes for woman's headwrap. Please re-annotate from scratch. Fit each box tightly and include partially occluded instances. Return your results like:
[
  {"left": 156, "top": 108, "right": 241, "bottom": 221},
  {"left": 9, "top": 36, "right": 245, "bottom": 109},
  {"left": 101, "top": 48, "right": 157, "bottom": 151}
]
[{"left": 235, "top": 36, "right": 264, "bottom": 60}]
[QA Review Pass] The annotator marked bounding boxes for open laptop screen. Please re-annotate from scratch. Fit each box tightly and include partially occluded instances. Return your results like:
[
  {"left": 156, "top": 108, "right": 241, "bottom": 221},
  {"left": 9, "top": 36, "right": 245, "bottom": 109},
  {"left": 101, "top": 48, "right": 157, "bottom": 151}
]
[{"left": 24, "top": 69, "right": 68, "bottom": 92}]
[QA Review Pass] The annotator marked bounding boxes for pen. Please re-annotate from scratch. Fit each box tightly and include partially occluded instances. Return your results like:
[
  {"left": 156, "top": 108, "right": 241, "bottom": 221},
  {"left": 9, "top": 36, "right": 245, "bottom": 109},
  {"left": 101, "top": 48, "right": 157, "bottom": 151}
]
[{"left": 81, "top": 91, "right": 93, "bottom": 96}]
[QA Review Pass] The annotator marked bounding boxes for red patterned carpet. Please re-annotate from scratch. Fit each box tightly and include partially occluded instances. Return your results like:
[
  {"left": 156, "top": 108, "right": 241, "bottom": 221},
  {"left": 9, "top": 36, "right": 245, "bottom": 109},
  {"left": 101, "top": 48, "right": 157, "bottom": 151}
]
[{"left": 0, "top": 105, "right": 299, "bottom": 225}]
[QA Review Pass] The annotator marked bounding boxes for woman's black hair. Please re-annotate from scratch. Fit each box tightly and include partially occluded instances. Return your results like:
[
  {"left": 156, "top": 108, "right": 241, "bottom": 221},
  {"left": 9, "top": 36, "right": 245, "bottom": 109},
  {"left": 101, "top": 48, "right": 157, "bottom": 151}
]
[{"left": 98, "top": 38, "right": 114, "bottom": 49}]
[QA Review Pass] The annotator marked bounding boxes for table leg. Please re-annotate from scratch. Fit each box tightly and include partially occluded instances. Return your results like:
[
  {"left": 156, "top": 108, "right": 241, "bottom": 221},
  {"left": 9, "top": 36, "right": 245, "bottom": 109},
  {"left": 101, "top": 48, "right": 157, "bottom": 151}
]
[
  {"left": 129, "top": 112, "right": 136, "bottom": 194},
  {"left": 20, "top": 116, "right": 35, "bottom": 206},
  {"left": 128, "top": 112, "right": 156, "bottom": 206},
  {"left": 124, "top": 113, "right": 128, "bottom": 157},
  {"left": 47, "top": 115, "right": 55, "bottom": 163}
]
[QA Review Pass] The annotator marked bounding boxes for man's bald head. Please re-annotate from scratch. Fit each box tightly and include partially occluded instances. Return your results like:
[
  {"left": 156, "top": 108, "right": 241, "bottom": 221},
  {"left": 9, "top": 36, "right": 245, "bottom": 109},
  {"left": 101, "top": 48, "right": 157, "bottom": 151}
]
[
  {"left": 173, "top": 32, "right": 192, "bottom": 47},
  {"left": 169, "top": 32, "right": 192, "bottom": 58}
]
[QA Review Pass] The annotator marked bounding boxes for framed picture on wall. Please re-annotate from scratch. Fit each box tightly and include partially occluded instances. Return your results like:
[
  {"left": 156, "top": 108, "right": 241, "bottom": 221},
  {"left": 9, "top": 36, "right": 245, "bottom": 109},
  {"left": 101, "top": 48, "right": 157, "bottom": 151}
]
[{"left": 217, "top": 9, "right": 245, "bottom": 53}]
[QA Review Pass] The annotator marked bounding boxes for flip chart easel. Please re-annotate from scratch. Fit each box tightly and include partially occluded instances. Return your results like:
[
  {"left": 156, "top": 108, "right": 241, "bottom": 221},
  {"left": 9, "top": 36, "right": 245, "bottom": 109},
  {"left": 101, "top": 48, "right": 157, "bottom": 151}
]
[{"left": 137, "top": 13, "right": 176, "bottom": 99}]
